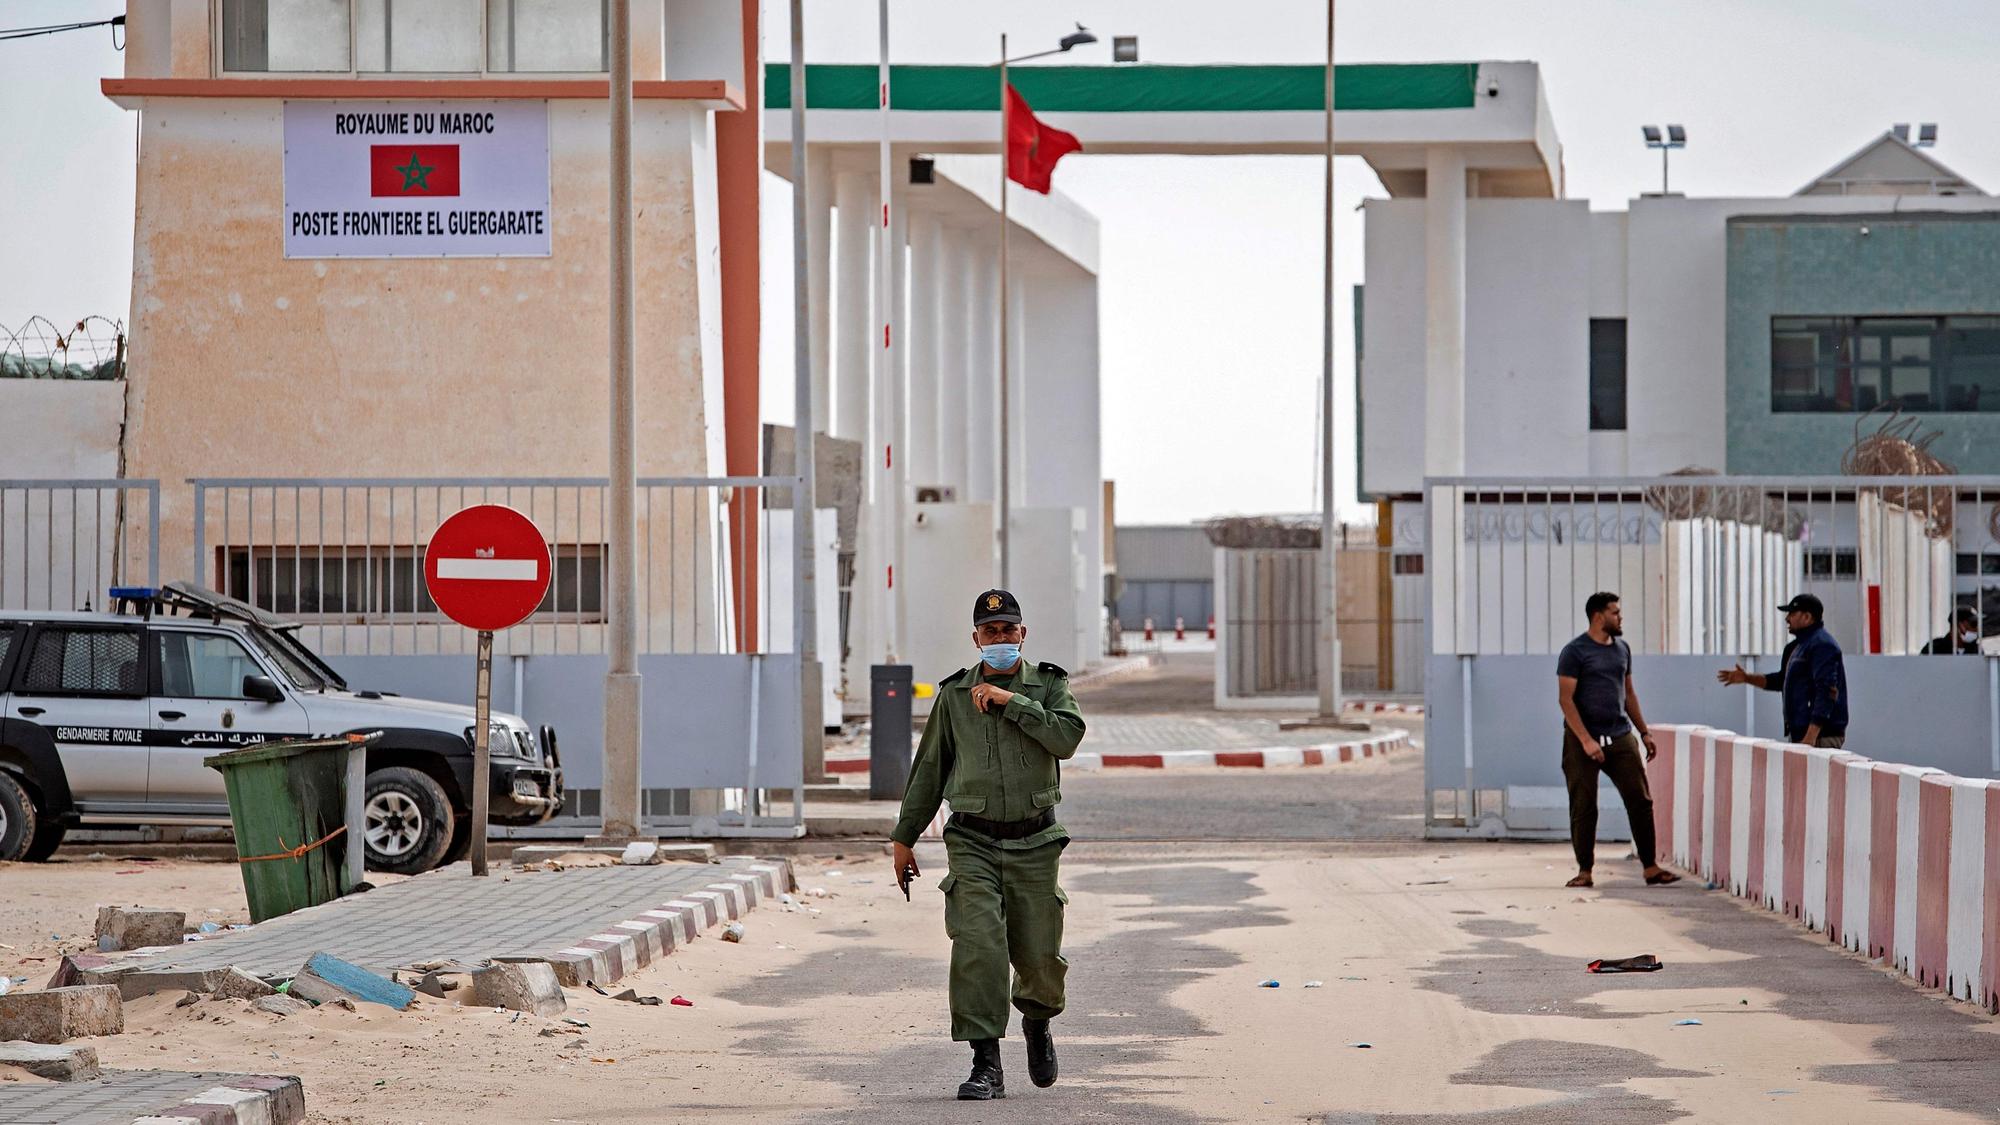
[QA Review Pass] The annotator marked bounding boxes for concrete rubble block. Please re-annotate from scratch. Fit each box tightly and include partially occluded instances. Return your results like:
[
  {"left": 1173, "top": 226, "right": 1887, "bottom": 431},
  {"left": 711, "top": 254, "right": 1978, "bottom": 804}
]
[
  {"left": 0, "top": 985, "right": 124, "bottom": 1044},
  {"left": 253, "top": 994, "right": 311, "bottom": 1017},
  {"left": 46, "top": 954, "right": 128, "bottom": 991},
  {"left": 93, "top": 906, "right": 188, "bottom": 952},
  {"left": 469, "top": 960, "right": 567, "bottom": 1017},
  {"left": 289, "top": 952, "right": 415, "bottom": 1011},
  {"left": 107, "top": 966, "right": 277, "bottom": 1002},
  {"left": 209, "top": 967, "right": 279, "bottom": 1001},
  {"left": 0, "top": 1040, "right": 101, "bottom": 1081}
]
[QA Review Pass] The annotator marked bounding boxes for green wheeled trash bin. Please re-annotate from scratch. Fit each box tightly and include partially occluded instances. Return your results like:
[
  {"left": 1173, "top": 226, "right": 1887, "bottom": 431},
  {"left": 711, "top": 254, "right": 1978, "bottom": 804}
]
[{"left": 205, "top": 732, "right": 376, "bottom": 923}]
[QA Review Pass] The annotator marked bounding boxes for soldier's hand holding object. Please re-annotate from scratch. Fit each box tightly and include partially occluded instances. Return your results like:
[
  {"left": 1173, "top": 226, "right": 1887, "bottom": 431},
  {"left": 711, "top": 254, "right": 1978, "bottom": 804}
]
[
  {"left": 894, "top": 841, "right": 921, "bottom": 888},
  {"left": 971, "top": 683, "right": 1015, "bottom": 713}
]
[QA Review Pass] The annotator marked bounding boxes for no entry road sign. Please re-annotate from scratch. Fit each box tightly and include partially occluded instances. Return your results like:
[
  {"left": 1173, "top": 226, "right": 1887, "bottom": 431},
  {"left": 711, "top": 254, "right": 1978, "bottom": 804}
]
[{"left": 424, "top": 504, "right": 552, "bottom": 632}]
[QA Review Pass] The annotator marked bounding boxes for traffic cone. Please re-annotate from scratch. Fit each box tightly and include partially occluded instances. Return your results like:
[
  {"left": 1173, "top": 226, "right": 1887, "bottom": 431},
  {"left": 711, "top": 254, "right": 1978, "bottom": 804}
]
[
  {"left": 1207, "top": 614, "right": 1216, "bottom": 640},
  {"left": 1143, "top": 617, "right": 1155, "bottom": 641},
  {"left": 1175, "top": 616, "right": 1186, "bottom": 641}
]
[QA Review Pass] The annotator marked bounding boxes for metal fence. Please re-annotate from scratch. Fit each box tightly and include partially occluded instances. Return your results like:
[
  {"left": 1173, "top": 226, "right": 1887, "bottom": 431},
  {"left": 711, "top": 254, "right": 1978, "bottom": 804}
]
[
  {"left": 188, "top": 476, "right": 807, "bottom": 837},
  {"left": 1213, "top": 541, "right": 1412, "bottom": 702},
  {"left": 0, "top": 479, "right": 158, "bottom": 611},
  {"left": 1422, "top": 475, "right": 2000, "bottom": 837},
  {"left": 1426, "top": 476, "right": 2000, "bottom": 658},
  {"left": 190, "top": 476, "right": 794, "bottom": 657}
]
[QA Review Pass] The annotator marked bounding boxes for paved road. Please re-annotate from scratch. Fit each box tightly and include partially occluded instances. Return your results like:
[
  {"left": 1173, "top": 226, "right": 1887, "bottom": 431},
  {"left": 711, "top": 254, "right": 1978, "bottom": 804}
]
[
  {"left": 1061, "top": 744, "right": 1424, "bottom": 841},
  {"left": 694, "top": 843, "right": 2000, "bottom": 1124}
]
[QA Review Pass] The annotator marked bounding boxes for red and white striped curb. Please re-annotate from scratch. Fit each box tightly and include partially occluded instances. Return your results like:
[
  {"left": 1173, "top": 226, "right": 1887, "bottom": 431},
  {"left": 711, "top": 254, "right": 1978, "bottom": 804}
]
[
  {"left": 544, "top": 861, "right": 794, "bottom": 987},
  {"left": 1070, "top": 730, "right": 1409, "bottom": 770},
  {"left": 130, "top": 1075, "right": 305, "bottom": 1125},
  {"left": 834, "top": 730, "right": 1410, "bottom": 778}
]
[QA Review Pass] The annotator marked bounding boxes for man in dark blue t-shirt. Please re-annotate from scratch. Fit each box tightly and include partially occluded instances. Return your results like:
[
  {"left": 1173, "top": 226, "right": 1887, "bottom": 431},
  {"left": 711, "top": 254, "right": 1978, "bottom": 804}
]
[{"left": 1556, "top": 591, "right": 1678, "bottom": 889}]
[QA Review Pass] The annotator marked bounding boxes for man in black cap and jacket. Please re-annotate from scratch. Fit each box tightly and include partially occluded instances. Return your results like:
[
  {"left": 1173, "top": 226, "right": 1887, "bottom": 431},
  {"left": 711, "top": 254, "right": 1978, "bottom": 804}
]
[
  {"left": 1717, "top": 593, "right": 1849, "bottom": 747},
  {"left": 891, "top": 588, "right": 1085, "bottom": 1100}
]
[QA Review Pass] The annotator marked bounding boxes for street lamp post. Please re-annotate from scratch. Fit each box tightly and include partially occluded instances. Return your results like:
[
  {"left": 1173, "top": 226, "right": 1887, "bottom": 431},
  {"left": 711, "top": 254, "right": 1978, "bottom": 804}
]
[
  {"left": 1287, "top": 0, "right": 1366, "bottom": 734},
  {"left": 996, "top": 25, "right": 1097, "bottom": 588},
  {"left": 597, "top": 0, "right": 644, "bottom": 843},
  {"left": 1641, "top": 124, "right": 1687, "bottom": 194}
]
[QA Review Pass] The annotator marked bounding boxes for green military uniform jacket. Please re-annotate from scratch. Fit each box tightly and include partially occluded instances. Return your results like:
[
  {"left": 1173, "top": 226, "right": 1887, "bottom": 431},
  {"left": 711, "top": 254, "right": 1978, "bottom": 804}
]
[{"left": 890, "top": 659, "right": 1086, "bottom": 850}]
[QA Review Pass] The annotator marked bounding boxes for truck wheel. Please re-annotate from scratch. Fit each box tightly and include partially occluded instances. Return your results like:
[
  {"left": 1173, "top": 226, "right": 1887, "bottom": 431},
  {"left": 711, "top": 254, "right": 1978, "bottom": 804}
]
[
  {"left": 23, "top": 819, "right": 66, "bottom": 863},
  {"left": 363, "top": 767, "right": 455, "bottom": 875},
  {"left": 0, "top": 772, "right": 37, "bottom": 863},
  {"left": 441, "top": 819, "right": 472, "bottom": 866}
]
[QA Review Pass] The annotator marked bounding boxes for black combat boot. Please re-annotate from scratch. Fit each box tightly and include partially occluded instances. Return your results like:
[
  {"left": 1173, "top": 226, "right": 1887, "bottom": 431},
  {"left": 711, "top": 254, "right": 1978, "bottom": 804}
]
[
  {"left": 956, "top": 1038, "right": 1006, "bottom": 1100},
  {"left": 1022, "top": 1018, "right": 1057, "bottom": 1087}
]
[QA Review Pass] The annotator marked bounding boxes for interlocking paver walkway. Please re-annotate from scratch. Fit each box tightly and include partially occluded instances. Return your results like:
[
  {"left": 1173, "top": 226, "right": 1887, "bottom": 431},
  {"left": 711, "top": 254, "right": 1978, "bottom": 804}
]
[
  {"left": 0, "top": 1069, "right": 287, "bottom": 1125},
  {"left": 99, "top": 858, "right": 772, "bottom": 979}
]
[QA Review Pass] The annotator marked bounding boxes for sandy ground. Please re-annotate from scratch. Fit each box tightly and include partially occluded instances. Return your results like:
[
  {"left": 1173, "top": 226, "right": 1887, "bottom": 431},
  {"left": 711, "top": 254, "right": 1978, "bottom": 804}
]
[{"left": 6, "top": 844, "right": 1999, "bottom": 1123}]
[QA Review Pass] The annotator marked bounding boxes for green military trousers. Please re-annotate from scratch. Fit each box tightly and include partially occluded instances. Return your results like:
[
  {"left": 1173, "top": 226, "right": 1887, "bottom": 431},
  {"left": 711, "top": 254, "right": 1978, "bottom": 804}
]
[{"left": 938, "top": 826, "right": 1068, "bottom": 1041}]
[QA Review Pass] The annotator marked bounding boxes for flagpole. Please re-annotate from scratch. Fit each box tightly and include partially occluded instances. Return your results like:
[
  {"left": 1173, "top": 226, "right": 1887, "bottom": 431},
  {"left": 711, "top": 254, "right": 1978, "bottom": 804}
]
[
  {"left": 877, "top": 0, "right": 899, "bottom": 662},
  {"left": 997, "top": 33, "right": 1011, "bottom": 589}
]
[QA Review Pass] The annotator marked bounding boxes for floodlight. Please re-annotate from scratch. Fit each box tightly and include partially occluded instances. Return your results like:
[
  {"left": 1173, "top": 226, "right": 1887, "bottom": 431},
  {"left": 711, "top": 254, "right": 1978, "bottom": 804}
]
[
  {"left": 1059, "top": 24, "right": 1097, "bottom": 51},
  {"left": 1918, "top": 123, "right": 1938, "bottom": 147},
  {"left": 1641, "top": 125, "right": 1663, "bottom": 145},
  {"left": 1113, "top": 35, "right": 1139, "bottom": 63},
  {"left": 1666, "top": 124, "right": 1686, "bottom": 146},
  {"left": 1893, "top": 123, "right": 1911, "bottom": 142}
]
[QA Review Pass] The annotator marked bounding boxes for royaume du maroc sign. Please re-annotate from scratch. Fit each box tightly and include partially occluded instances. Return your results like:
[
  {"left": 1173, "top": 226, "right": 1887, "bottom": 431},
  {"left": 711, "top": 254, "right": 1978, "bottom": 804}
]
[{"left": 283, "top": 100, "right": 551, "bottom": 258}]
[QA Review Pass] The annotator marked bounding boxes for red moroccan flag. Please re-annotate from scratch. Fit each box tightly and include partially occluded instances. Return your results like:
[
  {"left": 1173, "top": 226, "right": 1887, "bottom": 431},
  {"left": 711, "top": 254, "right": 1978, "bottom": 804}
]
[
  {"left": 370, "top": 144, "right": 462, "bottom": 197},
  {"left": 1005, "top": 84, "right": 1080, "bottom": 194}
]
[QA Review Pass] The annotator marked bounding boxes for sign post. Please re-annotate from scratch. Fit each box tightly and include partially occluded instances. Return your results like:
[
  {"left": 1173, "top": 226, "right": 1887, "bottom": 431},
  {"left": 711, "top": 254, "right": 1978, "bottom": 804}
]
[{"left": 423, "top": 505, "right": 552, "bottom": 876}]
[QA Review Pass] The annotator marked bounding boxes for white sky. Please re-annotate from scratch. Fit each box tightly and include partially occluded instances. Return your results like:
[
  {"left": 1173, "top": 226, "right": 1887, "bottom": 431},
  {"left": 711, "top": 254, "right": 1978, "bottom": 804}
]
[{"left": 10, "top": 1, "right": 2000, "bottom": 523}]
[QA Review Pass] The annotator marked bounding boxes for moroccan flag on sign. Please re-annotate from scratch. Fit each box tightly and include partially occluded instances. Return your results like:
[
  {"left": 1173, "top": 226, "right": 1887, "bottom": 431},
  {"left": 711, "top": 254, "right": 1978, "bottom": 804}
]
[
  {"left": 1005, "top": 84, "right": 1080, "bottom": 194},
  {"left": 370, "top": 144, "right": 462, "bottom": 197}
]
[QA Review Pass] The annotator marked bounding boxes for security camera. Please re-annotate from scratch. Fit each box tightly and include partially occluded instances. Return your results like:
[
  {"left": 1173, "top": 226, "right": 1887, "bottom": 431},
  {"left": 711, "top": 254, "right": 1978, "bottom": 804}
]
[{"left": 1484, "top": 77, "right": 1499, "bottom": 98}]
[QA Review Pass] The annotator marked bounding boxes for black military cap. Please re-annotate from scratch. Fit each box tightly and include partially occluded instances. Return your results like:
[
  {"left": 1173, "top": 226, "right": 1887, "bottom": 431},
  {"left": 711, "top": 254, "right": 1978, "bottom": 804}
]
[
  {"left": 1777, "top": 593, "right": 1824, "bottom": 619},
  {"left": 973, "top": 588, "right": 1023, "bottom": 625}
]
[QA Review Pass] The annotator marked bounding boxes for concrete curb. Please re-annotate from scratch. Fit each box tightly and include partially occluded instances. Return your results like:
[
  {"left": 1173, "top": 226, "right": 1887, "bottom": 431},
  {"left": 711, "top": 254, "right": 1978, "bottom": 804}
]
[
  {"left": 129, "top": 1074, "right": 306, "bottom": 1124},
  {"left": 1068, "top": 652, "right": 1165, "bottom": 687},
  {"left": 543, "top": 860, "right": 795, "bottom": 988},
  {"left": 1068, "top": 729, "right": 1410, "bottom": 770},
  {"left": 1345, "top": 701, "right": 1425, "bottom": 715}
]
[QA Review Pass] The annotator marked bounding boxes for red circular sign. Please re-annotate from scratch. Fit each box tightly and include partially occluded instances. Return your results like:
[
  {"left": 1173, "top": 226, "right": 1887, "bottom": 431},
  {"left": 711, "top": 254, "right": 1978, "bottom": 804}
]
[{"left": 423, "top": 505, "right": 553, "bottom": 632}]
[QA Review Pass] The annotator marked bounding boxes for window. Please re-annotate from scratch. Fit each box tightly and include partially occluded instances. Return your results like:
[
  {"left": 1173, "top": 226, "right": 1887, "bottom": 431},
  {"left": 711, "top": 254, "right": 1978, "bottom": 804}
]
[
  {"left": 1589, "top": 319, "right": 1627, "bottom": 431},
  {"left": 21, "top": 629, "right": 142, "bottom": 695},
  {"left": 224, "top": 546, "right": 603, "bottom": 620},
  {"left": 1392, "top": 554, "right": 1425, "bottom": 576},
  {"left": 157, "top": 633, "right": 267, "bottom": 700},
  {"left": 1772, "top": 315, "right": 2000, "bottom": 412},
  {"left": 220, "top": 0, "right": 607, "bottom": 75},
  {"left": 1957, "top": 553, "right": 2000, "bottom": 577},
  {"left": 1803, "top": 548, "right": 1858, "bottom": 578}
]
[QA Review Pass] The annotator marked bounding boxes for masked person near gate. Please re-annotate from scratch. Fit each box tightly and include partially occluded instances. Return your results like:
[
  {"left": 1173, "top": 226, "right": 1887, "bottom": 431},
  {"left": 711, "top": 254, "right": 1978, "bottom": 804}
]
[
  {"left": 891, "top": 588, "right": 1085, "bottom": 1101},
  {"left": 1920, "top": 606, "right": 1982, "bottom": 655}
]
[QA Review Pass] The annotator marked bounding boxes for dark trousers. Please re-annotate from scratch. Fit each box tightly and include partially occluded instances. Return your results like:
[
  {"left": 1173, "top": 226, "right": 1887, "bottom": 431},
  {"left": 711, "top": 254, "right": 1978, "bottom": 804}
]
[{"left": 1561, "top": 729, "right": 1656, "bottom": 871}]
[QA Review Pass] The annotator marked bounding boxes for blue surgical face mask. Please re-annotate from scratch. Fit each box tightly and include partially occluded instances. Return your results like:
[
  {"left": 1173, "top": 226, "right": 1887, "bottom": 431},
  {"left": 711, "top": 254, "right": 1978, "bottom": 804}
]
[{"left": 980, "top": 642, "right": 1022, "bottom": 670}]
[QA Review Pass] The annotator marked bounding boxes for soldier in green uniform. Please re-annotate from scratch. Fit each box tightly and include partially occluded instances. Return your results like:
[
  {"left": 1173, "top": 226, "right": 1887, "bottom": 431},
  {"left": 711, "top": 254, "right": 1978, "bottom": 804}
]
[{"left": 891, "top": 588, "right": 1085, "bottom": 1100}]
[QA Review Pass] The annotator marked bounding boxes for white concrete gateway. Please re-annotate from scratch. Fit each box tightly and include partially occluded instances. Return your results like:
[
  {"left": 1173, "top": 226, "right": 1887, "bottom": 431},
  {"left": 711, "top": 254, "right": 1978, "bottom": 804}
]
[{"left": 764, "top": 60, "right": 1562, "bottom": 704}]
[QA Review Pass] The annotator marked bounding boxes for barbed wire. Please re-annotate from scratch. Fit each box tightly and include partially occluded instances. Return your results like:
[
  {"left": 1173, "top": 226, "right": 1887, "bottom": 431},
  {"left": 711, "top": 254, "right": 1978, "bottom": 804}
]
[
  {"left": 0, "top": 316, "right": 126, "bottom": 380},
  {"left": 1841, "top": 404, "right": 1956, "bottom": 538}
]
